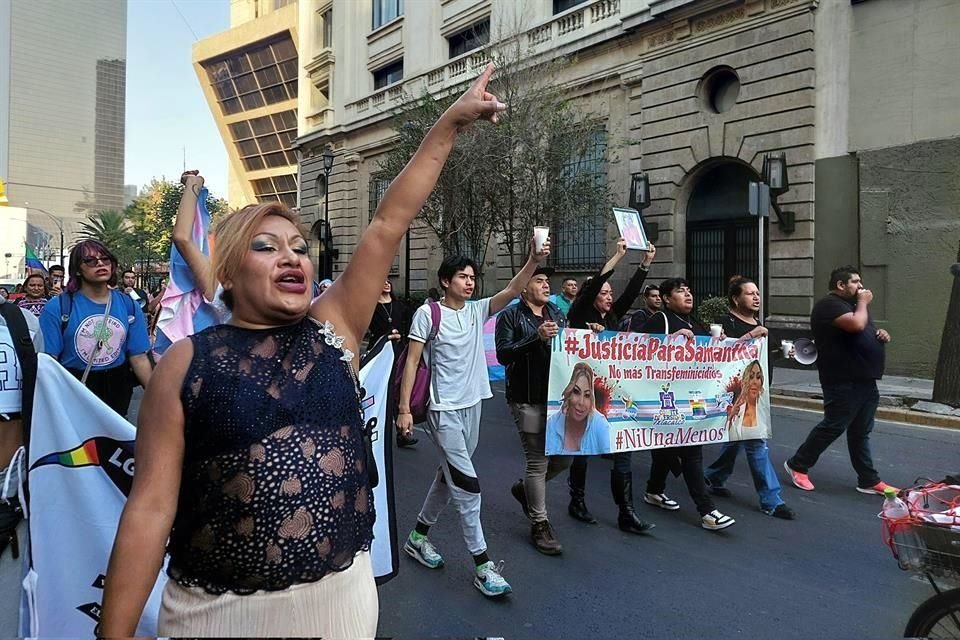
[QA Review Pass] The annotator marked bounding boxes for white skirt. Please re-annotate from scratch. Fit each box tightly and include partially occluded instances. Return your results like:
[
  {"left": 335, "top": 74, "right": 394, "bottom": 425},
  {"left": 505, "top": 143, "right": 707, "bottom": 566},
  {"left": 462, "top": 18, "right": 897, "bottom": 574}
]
[{"left": 158, "top": 551, "right": 378, "bottom": 638}]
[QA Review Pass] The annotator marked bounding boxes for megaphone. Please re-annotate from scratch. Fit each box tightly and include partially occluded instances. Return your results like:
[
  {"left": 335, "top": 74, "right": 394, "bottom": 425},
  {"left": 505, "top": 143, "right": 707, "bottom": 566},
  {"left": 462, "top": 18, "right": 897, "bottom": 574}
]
[{"left": 792, "top": 338, "right": 818, "bottom": 365}]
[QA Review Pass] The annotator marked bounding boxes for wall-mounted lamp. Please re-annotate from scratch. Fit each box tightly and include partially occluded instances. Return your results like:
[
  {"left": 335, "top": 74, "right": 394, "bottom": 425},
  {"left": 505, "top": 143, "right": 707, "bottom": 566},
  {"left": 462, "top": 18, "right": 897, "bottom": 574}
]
[
  {"left": 629, "top": 172, "right": 658, "bottom": 243},
  {"left": 761, "top": 152, "right": 795, "bottom": 234}
]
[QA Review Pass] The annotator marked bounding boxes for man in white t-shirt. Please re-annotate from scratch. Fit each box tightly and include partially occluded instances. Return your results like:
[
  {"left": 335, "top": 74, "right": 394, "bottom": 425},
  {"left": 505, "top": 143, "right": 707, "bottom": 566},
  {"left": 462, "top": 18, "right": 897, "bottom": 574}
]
[{"left": 397, "top": 235, "right": 549, "bottom": 598}]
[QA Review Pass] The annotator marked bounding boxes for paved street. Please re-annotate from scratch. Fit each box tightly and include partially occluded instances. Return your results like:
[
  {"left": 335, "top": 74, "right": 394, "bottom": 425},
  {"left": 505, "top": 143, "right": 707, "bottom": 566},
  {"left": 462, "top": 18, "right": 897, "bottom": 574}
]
[{"left": 377, "top": 384, "right": 960, "bottom": 638}]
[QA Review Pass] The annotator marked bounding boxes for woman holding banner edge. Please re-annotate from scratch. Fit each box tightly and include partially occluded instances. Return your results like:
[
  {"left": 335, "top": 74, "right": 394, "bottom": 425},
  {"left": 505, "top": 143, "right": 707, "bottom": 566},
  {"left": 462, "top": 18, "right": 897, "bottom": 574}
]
[
  {"left": 100, "top": 65, "right": 507, "bottom": 636},
  {"left": 565, "top": 238, "right": 655, "bottom": 535},
  {"left": 704, "top": 276, "right": 795, "bottom": 520}
]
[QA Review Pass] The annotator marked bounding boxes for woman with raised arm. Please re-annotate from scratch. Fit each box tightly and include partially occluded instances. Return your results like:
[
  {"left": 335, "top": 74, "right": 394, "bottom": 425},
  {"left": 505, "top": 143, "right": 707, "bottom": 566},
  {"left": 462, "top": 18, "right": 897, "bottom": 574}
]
[{"left": 100, "top": 65, "right": 506, "bottom": 637}]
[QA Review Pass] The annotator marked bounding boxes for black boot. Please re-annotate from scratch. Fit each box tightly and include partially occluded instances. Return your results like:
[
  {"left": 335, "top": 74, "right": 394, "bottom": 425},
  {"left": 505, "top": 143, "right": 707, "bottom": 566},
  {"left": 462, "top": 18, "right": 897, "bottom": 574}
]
[
  {"left": 567, "top": 458, "right": 597, "bottom": 524},
  {"left": 611, "top": 470, "right": 655, "bottom": 534}
]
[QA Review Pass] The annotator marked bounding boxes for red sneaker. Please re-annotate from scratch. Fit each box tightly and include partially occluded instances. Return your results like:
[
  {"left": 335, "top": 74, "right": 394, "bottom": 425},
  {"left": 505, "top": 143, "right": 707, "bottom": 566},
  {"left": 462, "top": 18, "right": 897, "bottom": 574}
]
[
  {"left": 856, "top": 481, "right": 899, "bottom": 495},
  {"left": 783, "top": 461, "right": 815, "bottom": 491}
]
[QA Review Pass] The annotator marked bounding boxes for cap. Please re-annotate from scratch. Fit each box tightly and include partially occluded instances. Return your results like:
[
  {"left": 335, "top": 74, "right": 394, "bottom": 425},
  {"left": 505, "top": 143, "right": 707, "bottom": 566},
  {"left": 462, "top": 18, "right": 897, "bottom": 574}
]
[{"left": 532, "top": 266, "right": 554, "bottom": 278}]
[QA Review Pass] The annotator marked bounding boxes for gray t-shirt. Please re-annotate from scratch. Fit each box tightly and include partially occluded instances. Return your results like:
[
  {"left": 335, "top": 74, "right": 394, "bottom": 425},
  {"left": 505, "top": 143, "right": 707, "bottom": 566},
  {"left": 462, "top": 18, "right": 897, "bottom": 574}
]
[
  {"left": 0, "top": 300, "right": 43, "bottom": 414},
  {"left": 409, "top": 298, "right": 492, "bottom": 411}
]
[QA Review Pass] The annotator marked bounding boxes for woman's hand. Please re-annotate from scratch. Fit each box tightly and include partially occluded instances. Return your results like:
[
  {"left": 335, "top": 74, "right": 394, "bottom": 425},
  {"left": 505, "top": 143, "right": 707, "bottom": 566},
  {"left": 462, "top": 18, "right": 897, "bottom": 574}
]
[
  {"left": 180, "top": 169, "right": 204, "bottom": 192},
  {"left": 538, "top": 321, "right": 560, "bottom": 341},
  {"left": 442, "top": 64, "right": 506, "bottom": 130},
  {"left": 396, "top": 412, "right": 414, "bottom": 437},
  {"left": 641, "top": 243, "right": 656, "bottom": 267},
  {"left": 587, "top": 322, "right": 605, "bottom": 333},
  {"left": 674, "top": 328, "right": 695, "bottom": 340},
  {"left": 388, "top": 329, "right": 402, "bottom": 341},
  {"left": 751, "top": 326, "right": 769, "bottom": 338}
]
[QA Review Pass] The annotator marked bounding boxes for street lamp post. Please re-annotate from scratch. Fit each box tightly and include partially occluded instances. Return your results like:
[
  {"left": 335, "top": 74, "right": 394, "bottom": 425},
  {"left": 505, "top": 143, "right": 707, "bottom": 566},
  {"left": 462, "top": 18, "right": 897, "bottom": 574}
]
[
  {"left": 23, "top": 204, "right": 65, "bottom": 266},
  {"left": 321, "top": 148, "right": 336, "bottom": 280}
]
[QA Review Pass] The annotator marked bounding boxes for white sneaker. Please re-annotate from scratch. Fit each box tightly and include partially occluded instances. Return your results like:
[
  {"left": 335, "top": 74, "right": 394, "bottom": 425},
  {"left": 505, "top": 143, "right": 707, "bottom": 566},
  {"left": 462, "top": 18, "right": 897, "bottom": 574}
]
[
  {"left": 701, "top": 510, "right": 736, "bottom": 531},
  {"left": 644, "top": 492, "right": 680, "bottom": 511},
  {"left": 474, "top": 561, "right": 513, "bottom": 597},
  {"left": 403, "top": 534, "right": 444, "bottom": 569}
]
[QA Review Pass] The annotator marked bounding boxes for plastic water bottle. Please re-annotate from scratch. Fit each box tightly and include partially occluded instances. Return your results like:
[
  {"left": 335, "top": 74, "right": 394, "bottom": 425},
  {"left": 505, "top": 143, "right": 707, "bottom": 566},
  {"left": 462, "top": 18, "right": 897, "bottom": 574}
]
[
  {"left": 883, "top": 487, "right": 919, "bottom": 566},
  {"left": 882, "top": 487, "right": 909, "bottom": 519}
]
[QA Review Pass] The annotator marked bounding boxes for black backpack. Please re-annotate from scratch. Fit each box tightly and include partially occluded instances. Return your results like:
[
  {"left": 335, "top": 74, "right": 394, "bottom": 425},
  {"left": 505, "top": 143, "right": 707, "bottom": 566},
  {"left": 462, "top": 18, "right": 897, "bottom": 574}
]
[{"left": 0, "top": 303, "right": 37, "bottom": 558}]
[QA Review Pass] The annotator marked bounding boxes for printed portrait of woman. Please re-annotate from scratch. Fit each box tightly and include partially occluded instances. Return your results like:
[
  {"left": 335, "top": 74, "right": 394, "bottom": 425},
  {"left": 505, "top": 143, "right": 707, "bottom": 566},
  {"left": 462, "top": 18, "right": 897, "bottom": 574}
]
[
  {"left": 725, "top": 359, "right": 770, "bottom": 441},
  {"left": 546, "top": 363, "right": 612, "bottom": 455}
]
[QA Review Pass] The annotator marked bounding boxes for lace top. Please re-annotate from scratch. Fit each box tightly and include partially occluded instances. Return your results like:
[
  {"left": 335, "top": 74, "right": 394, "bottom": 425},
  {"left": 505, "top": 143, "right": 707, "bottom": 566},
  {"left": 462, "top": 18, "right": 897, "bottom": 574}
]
[{"left": 167, "top": 317, "right": 374, "bottom": 595}]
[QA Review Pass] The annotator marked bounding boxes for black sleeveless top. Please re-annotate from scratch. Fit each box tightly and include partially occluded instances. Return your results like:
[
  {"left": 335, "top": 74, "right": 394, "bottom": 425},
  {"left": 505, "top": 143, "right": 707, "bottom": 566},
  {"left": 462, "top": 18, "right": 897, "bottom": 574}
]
[{"left": 166, "top": 317, "right": 375, "bottom": 595}]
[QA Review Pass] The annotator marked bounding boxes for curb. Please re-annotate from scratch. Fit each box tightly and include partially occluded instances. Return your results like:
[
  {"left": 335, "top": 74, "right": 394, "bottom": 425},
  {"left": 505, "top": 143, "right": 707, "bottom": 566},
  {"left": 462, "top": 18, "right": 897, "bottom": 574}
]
[{"left": 771, "top": 394, "right": 960, "bottom": 430}]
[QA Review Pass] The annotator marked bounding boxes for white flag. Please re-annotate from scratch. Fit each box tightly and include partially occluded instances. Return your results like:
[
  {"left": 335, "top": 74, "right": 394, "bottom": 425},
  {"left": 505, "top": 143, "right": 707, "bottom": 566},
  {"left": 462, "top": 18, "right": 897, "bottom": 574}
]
[{"left": 25, "top": 354, "right": 164, "bottom": 637}]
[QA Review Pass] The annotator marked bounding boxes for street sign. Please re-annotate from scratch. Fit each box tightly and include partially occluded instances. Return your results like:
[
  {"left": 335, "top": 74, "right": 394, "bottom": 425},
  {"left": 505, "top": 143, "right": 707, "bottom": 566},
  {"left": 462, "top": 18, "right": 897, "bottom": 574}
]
[{"left": 748, "top": 181, "right": 770, "bottom": 217}]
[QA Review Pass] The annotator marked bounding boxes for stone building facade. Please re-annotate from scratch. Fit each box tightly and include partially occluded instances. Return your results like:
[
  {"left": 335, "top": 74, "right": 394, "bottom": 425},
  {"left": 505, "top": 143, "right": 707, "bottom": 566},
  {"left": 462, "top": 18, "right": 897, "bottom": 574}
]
[{"left": 293, "top": 0, "right": 959, "bottom": 376}]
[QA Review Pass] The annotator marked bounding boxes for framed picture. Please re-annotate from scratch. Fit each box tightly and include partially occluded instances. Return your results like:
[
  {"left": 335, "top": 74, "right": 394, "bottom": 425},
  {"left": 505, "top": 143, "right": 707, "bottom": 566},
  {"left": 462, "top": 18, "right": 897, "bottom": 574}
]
[{"left": 612, "top": 207, "right": 649, "bottom": 251}]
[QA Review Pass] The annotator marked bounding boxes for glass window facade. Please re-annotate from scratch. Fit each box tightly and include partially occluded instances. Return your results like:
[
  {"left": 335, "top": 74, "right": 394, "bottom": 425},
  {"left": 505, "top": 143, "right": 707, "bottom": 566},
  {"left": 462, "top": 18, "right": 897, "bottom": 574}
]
[
  {"left": 202, "top": 33, "right": 298, "bottom": 117},
  {"left": 373, "top": 61, "right": 403, "bottom": 90},
  {"left": 551, "top": 129, "right": 609, "bottom": 269},
  {"left": 369, "top": 174, "right": 399, "bottom": 274},
  {"left": 372, "top": 0, "right": 403, "bottom": 30},
  {"left": 229, "top": 109, "right": 299, "bottom": 172},
  {"left": 448, "top": 20, "right": 490, "bottom": 59},
  {"left": 252, "top": 173, "right": 298, "bottom": 208}
]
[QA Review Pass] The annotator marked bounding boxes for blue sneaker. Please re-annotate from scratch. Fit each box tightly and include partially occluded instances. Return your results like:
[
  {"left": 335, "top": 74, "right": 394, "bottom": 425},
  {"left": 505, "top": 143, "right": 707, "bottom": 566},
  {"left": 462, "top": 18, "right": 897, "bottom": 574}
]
[
  {"left": 474, "top": 561, "right": 512, "bottom": 597},
  {"left": 403, "top": 534, "right": 444, "bottom": 569}
]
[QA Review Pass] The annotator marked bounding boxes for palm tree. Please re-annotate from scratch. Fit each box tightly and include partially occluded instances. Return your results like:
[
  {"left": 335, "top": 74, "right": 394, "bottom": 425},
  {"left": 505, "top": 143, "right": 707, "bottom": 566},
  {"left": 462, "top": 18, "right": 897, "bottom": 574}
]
[{"left": 78, "top": 210, "right": 136, "bottom": 268}]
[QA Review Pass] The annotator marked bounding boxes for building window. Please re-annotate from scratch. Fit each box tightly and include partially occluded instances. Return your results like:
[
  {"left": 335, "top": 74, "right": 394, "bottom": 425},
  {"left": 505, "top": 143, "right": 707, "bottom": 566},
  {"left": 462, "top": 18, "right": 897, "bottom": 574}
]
[
  {"left": 369, "top": 174, "right": 400, "bottom": 274},
  {"left": 554, "top": 0, "right": 587, "bottom": 14},
  {"left": 253, "top": 173, "right": 299, "bottom": 208},
  {"left": 202, "top": 33, "right": 298, "bottom": 117},
  {"left": 448, "top": 19, "right": 490, "bottom": 59},
  {"left": 373, "top": 61, "right": 403, "bottom": 90},
  {"left": 229, "top": 109, "right": 299, "bottom": 172},
  {"left": 321, "top": 8, "right": 333, "bottom": 49},
  {"left": 551, "top": 128, "right": 608, "bottom": 269},
  {"left": 372, "top": 0, "right": 403, "bottom": 30}
]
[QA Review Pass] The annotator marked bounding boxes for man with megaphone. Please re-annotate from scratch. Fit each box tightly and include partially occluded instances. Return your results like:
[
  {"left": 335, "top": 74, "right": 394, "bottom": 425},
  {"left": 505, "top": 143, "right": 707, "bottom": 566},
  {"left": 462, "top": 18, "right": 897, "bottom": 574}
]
[{"left": 783, "top": 266, "right": 896, "bottom": 496}]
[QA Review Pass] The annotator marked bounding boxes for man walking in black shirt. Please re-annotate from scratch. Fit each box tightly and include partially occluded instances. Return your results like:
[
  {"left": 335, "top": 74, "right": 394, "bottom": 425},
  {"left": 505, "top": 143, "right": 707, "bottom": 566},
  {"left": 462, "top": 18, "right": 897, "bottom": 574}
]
[{"left": 783, "top": 266, "right": 897, "bottom": 495}]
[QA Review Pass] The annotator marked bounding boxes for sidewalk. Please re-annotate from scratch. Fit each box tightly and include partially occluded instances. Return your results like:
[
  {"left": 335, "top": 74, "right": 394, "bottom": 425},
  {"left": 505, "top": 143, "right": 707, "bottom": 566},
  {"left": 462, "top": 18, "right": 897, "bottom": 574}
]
[{"left": 771, "top": 365, "right": 960, "bottom": 428}]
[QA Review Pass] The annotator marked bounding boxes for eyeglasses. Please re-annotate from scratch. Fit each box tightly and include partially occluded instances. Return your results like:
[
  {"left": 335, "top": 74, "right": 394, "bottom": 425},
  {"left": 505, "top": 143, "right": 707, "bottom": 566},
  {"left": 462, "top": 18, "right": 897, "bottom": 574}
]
[{"left": 81, "top": 256, "right": 111, "bottom": 267}]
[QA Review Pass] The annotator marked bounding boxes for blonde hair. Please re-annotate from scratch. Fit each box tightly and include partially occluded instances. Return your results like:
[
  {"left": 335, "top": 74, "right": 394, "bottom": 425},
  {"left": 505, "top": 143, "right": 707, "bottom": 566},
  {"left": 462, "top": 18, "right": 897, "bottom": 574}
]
[
  {"left": 561, "top": 363, "right": 595, "bottom": 415},
  {"left": 212, "top": 202, "right": 301, "bottom": 309}
]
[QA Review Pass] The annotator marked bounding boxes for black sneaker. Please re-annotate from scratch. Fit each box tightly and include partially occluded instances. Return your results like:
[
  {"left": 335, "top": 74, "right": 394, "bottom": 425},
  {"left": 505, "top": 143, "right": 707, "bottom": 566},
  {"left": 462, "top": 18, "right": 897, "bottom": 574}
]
[
  {"left": 763, "top": 504, "right": 797, "bottom": 520},
  {"left": 511, "top": 480, "right": 530, "bottom": 519},
  {"left": 705, "top": 476, "right": 732, "bottom": 498}
]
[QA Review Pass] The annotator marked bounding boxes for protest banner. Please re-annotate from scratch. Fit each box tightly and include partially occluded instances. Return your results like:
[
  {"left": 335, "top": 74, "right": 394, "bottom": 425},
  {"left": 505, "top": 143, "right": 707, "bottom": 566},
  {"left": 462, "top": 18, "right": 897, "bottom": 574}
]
[{"left": 545, "top": 329, "right": 770, "bottom": 455}]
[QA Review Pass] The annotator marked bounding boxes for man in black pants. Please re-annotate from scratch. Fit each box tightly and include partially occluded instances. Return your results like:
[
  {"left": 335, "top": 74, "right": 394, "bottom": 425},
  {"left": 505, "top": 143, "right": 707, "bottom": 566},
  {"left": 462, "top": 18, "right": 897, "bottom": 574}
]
[
  {"left": 565, "top": 239, "right": 655, "bottom": 534},
  {"left": 783, "top": 266, "right": 896, "bottom": 495},
  {"left": 639, "top": 278, "right": 735, "bottom": 531}
]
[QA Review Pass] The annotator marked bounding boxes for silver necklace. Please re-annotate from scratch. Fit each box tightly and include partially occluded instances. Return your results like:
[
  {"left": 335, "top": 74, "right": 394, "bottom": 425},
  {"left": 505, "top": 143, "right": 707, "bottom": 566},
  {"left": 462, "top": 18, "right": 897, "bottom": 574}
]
[{"left": 378, "top": 300, "right": 393, "bottom": 324}]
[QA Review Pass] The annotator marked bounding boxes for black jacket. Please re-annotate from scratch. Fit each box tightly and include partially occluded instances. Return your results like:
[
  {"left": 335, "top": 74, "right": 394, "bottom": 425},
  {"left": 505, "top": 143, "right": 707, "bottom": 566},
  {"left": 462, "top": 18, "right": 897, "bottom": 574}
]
[
  {"left": 495, "top": 299, "right": 563, "bottom": 404},
  {"left": 567, "top": 266, "right": 650, "bottom": 330}
]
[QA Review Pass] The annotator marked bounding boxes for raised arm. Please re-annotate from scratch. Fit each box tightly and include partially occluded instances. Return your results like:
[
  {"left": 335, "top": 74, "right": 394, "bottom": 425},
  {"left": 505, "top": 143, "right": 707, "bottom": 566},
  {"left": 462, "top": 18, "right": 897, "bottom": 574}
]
[
  {"left": 100, "top": 339, "right": 190, "bottom": 636},
  {"left": 611, "top": 244, "right": 656, "bottom": 319},
  {"left": 489, "top": 237, "right": 550, "bottom": 315},
  {"left": 313, "top": 65, "right": 506, "bottom": 349},
  {"left": 173, "top": 171, "right": 216, "bottom": 301}
]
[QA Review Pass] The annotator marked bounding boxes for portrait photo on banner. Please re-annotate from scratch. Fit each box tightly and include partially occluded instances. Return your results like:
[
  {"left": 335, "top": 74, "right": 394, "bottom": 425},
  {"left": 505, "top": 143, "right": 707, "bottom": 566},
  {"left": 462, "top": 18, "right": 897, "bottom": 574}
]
[
  {"left": 612, "top": 207, "right": 649, "bottom": 251},
  {"left": 545, "top": 329, "right": 771, "bottom": 455}
]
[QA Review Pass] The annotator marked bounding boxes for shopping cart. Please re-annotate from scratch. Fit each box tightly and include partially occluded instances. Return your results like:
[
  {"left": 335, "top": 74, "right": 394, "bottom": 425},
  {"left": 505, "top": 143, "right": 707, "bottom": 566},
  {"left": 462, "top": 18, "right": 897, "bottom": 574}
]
[{"left": 882, "top": 480, "right": 960, "bottom": 638}]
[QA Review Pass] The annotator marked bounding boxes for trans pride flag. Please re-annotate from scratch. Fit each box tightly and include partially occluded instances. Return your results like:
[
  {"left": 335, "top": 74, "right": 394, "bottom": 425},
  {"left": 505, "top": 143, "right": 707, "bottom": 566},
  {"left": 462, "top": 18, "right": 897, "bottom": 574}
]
[{"left": 153, "top": 186, "right": 222, "bottom": 356}]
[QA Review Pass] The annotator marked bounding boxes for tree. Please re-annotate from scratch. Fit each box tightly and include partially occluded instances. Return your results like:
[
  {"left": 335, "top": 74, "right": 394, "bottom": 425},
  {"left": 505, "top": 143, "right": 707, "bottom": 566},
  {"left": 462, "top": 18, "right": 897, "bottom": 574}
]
[
  {"left": 78, "top": 210, "right": 136, "bottom": 268},
  {"left": 377, "top": 26, "right": 611, "bottom": 292},
  {"left": 126, "top": 178, "right": 229, "bottom": 263},
  {"left": 932, "top": 242, "right": 960, "bottom": 407}
]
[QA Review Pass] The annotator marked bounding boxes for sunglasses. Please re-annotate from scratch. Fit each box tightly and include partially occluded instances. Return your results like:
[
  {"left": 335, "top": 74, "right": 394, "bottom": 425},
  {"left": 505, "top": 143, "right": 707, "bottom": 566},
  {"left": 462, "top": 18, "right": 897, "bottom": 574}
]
[{"left": 81, "top": 255, "right": 112, "bottom": 267}]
